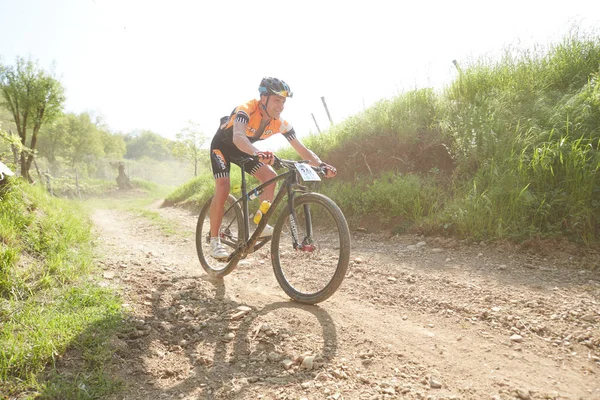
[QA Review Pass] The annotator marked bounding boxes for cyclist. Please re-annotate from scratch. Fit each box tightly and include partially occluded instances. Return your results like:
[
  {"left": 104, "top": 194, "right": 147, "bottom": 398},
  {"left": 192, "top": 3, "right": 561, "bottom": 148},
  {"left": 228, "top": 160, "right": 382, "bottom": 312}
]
[{"left": 209, "top": 77, "right": 337, "bottom": 259}]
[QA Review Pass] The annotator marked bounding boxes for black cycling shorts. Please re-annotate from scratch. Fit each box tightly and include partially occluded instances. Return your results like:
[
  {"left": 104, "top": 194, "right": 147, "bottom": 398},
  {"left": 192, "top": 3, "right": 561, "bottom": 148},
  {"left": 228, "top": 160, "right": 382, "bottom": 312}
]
[{"left": 210, "top": 132, "right": 264, "bottom": 179}]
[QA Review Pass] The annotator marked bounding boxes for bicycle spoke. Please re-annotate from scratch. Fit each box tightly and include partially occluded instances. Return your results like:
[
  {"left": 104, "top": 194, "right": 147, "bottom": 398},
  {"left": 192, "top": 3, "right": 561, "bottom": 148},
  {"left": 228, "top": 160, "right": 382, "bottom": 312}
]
[
  {"left": 196, "top": 195, "right": 245, "bottom": 277},
  {"left": 272, "top": 193, "right": 350, "bottom": 304}
]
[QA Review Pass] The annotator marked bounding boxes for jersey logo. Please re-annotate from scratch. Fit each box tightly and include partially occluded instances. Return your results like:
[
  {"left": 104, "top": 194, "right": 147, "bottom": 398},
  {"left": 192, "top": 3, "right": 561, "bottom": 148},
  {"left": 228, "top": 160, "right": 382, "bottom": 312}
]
[{"left": 212, "top": 149, "right": 227, "bottom": 170}]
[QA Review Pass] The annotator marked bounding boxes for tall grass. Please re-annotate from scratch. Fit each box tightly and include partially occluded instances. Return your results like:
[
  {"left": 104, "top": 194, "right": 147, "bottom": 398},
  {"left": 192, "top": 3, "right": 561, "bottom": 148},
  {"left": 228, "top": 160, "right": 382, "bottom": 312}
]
[
  {"left": 331, "top": 29, "right": 598, "bottom": 242},
  {"left": 319, "top": 172, "right": 444, "bottom": 232},
  {"left": 169, "top": 28, "right": 600, "bottom": 244},
  {"left": 284, "top": 88, "right": 440, "bottom": 159},
  {"left": 0, "top": 179, "right": 123, "bottom": 397},
  {"left": 439, "top": 29, "right": 600, "bottom": 242}
]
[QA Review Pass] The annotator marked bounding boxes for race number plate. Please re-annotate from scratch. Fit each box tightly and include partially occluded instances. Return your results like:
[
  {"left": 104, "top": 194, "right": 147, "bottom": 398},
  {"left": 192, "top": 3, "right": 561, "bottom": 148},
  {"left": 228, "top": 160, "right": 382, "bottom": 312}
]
[{"left": 294, "top": 162, "right": 321, "bottom": 182}]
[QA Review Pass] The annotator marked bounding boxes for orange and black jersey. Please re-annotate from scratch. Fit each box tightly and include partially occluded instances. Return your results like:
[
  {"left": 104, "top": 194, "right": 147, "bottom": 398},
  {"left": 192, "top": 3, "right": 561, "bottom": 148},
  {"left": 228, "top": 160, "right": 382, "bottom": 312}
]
[{"left": 215, "top": 99, "right": 297, "bottom": 145}]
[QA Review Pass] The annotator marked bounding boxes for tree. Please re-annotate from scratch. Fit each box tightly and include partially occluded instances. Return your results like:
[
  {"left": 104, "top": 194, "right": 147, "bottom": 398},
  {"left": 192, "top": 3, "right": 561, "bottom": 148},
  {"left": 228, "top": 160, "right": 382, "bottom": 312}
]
[
  {"left": 0, "top": 106, "right": 17, "bottom": 137},
  {"left": 171, "top": 121, "right": 208, "bottom": 176},
  {"left": 99, "top": 130, "right": 126, "bottom": 160},
  {"left": 68, "top": 113, "right": 105, "bottom": 166},
  {"left": 125, "top": 130, "right": 173, "bottom": 161},
  {"left": 1, "top": 103, "right": 24, "bottom": 169},
  {"left": 38, "top": 112, "right": 126, "bottom": 175},
  {"left": 0, "top": 123, "right": 30, "bottom": 169},
  {"left": 0, "top": 57, "right": 65, "bottom": 182},
  {"left": 36, "top": 113, "right": 68, "bottom": 164}
]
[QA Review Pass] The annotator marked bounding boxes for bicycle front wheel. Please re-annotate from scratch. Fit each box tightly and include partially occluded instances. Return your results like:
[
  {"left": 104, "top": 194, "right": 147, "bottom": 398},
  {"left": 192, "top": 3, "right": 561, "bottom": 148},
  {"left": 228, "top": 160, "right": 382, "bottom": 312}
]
[
  {"left": 271, "top": 193, "right": 350, "bottom": 304},
  {"left": 196, "top": 194, "right": 245, "bottom": 277}
]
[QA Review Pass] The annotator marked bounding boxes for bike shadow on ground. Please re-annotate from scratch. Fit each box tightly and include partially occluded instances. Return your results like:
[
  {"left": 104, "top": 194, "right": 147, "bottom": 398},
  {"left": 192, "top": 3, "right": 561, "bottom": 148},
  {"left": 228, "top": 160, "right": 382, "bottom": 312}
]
[
  {"left": 168, "top": 273, "right": 340, "bottom": 399},
  {"left": 34, "top": 274, "right": 339, "bottom": 399},
  {"left": 104, "top": 272, "right": 340, "bottom": 399}
]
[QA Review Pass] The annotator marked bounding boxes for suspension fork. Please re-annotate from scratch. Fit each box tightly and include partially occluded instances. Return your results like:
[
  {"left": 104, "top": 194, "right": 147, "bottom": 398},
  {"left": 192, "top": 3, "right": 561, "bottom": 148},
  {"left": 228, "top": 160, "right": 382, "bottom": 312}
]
[
  {"left": 303, "top": 203, "right": 313, "bottom": 239},
  {"left": 286, "top": 183, "right": 301, "bottom": 249},
  {"left": 286, "top": 177, "right": 314, "bottom": 251}
]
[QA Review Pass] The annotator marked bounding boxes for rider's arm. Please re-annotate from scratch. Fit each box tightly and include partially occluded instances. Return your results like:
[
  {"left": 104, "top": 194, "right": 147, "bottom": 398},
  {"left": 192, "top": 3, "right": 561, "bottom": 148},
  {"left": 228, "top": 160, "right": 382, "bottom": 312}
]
[
  {"left": 288, "top": 137, "right": 323, "bottom": 167},
  {"left": 232, "top": 119, "right": 260, "bottom": 156}
]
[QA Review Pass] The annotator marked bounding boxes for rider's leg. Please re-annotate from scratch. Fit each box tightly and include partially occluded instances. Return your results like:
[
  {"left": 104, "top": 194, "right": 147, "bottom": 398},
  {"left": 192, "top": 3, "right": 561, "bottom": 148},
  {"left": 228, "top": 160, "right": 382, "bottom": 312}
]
[
  {"left": 209, "top": 134, "right": 232, "bottom": 240},
  {"left": 251, "top": 164, "right": 277, "bottom": 237},
  {"left": 209, "top": 176, "right": 231, "bottom": 259},
  {"left": 252, "top": 164, "right": 277, "bottom": 202},
  {"left": 210, "top": 176, "right": 231, "bottom": 238}
]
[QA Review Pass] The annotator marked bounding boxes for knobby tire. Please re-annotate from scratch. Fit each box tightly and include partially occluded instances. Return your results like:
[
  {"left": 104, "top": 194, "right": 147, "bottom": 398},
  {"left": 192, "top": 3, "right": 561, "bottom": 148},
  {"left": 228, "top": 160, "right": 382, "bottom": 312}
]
[
  {"left": 195, "top": 194, "right": 245, "bottom": 278},
  {"left": 271, "top": 192, "right": 350, "bottom": 304}
]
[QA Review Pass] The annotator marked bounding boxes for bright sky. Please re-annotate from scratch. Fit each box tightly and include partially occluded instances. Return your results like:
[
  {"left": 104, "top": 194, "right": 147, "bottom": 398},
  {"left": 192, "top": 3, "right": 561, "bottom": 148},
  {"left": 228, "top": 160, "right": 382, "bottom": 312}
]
[{"left": 1, "top": 0, "right": 599, "bottom": 149}]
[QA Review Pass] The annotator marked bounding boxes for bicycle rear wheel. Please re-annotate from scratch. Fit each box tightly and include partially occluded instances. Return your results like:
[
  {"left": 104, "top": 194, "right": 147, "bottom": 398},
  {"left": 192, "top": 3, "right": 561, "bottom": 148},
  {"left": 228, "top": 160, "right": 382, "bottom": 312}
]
[
  {"left": 196, "top": 194, "right": 245, "bottom": 277},
  {"left": 271, "top": 193, "right": 350, "bottom": 304}
]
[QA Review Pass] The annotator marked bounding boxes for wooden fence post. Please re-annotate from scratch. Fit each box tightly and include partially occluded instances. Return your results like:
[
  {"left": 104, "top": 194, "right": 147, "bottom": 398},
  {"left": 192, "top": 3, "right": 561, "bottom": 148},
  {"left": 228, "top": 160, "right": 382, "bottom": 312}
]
[
  {"left": 321, "top": 96, "right": 334, "bottom": 126},
  {"left": 311, "top": 113, "right": 322, "bottom": 134}
]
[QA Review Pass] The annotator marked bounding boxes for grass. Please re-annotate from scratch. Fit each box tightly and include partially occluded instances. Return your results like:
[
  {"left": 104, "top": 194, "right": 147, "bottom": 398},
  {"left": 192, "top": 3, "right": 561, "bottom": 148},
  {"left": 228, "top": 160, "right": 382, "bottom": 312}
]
[
  {"left": 163, "top": 170, "right": 216, "bottom": 209},
  {"left": 286, "top": 28, "right": 600, "bottom": 244},
  {"left": 82, "top": 178, "right": 185, "bottom": 238},
  {"left": 317, "top": 172, "right": 445, "bottom": 233},
  {"left": 48, "top": 177, "right": 117, "bottom": 199},
  {"left": 83, "top": 178, "right": 175, "bottom": 210},
  {"left": 170, "top": 29, "right": 600, "bottom": 244},
  {"left": 133, "top": 208, "right": 180, "bottom": 236},
  {"left": 0, "top": 178, "right": 125, "bottom": 398},
  {"left": 163, "top": 163, "right": 263, "bottom": 212}
]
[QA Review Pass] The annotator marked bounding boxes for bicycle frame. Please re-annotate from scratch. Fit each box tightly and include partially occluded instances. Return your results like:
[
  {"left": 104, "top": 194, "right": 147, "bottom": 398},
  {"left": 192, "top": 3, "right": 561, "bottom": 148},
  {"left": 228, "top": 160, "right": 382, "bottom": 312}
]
[{"left": 224, "top": 158, "right": 309, "bottom": 260}]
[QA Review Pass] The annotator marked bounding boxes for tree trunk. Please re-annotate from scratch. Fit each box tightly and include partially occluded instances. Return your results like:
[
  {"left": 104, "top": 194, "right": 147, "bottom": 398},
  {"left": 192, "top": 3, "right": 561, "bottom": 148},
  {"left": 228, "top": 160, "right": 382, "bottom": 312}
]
[
  {"left": 116, "top": 162, "right": 133, "bottom": 190},
  {"left": 24, "top": 120, "right": 43, "bottom": 182},
  {"left": 17, "top": 113, "right": 32, "bottom": 182},
  {"left": 20, "top": 152, "right": 32, "bottom": 182}
]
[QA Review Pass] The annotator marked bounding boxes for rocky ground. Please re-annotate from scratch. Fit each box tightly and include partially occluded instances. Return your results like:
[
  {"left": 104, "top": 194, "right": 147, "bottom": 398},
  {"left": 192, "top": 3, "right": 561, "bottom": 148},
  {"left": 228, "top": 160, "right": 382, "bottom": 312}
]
[{"left": 84, "top": 200, "right": 599, "bottom": 400}]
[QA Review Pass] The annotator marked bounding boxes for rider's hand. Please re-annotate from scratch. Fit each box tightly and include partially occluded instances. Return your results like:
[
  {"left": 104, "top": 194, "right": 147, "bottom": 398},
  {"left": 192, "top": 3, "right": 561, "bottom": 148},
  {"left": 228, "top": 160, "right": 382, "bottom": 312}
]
[
  {"left": 320, "top": 162, "right": 337, "bottom": 178},
  {"left": 255, "top": 151, "right": 275, "bottom": 166}
]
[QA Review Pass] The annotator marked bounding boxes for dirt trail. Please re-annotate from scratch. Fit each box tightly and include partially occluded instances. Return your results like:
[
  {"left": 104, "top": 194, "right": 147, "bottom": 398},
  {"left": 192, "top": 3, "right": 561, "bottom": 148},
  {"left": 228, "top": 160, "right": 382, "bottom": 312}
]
[{"left": 87, "top": 200, "right": 600, "bottom": 400}]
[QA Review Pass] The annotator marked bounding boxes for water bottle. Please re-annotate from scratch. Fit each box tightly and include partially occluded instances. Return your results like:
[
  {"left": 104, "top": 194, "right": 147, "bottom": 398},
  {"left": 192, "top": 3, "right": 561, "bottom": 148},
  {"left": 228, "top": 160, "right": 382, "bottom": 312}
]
[{"left": 253, "top": 200, "right": 271, "bottom": 224}]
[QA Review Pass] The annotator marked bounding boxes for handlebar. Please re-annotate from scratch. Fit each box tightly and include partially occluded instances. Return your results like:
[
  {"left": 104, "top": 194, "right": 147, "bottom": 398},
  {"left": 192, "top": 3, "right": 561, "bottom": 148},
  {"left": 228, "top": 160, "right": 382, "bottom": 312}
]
[
  {"left": 276, "top": 156, "right": 328, "bottom": 176},
  {"left": 240, "top": 155, "right": 326, "bottom": 176}
]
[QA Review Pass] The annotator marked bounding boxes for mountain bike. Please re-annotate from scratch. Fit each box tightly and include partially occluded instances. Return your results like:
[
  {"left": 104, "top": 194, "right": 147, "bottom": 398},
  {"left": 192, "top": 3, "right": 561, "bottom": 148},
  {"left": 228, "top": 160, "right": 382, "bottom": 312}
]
[{"left": 195, "top": 156, "right": 350, "bottom": 304}]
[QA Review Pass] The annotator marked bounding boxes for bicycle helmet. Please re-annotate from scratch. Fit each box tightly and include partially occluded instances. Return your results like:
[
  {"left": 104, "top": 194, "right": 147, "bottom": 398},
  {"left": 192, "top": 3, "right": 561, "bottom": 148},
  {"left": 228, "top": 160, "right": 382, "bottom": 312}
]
[{"left": 258, "top": 77, "right": 293, "bottom": 98}]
